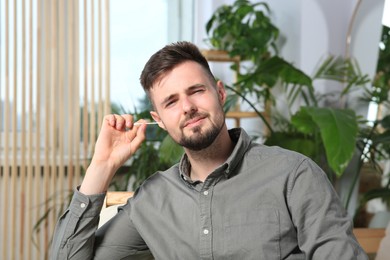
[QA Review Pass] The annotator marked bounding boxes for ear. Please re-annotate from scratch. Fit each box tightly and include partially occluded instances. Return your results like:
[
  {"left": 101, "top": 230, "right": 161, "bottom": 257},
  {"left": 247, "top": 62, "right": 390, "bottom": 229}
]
[
  {"left": 216, "top": 80, "right": 227, "bottom": 105},
  {"left": 150, "top": 111, "right": 166, "bottom": 130}
]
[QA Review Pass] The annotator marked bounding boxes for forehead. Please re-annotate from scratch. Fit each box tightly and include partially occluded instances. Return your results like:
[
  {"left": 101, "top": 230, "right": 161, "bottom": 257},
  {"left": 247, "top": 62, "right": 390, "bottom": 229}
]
[{"left": 149, "top": 61, "right": 214, "bottom": 101}]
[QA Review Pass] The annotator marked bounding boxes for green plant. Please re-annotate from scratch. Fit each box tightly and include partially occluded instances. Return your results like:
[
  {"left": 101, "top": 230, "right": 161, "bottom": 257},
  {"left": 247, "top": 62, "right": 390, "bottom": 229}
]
[
  {"left": 205, "top": 0, "right": 312, "bottom": 122},
  {"left": 206, "top": 0, "right": 278, "bottom": 62},
  {"left": 352, "top": 25, "right": 390, "bottom": 218},
  {"left": 373, "top": 26, "right": 390, "bottom": 102}
]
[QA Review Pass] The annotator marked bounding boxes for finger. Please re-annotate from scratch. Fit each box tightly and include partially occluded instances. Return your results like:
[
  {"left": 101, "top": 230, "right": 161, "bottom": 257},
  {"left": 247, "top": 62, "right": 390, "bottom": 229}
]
[
  {"left": 129, "top": 124, "right": 147, "bottom": 154},
  {"left": 105, "top": 114, "right": 116, "bottom": 127},
  {"left": 114, "top": 115, "right": 126, "bottom": 130},
  {"left": 121, "top": 114, "right": 135, "bottom": 128}
]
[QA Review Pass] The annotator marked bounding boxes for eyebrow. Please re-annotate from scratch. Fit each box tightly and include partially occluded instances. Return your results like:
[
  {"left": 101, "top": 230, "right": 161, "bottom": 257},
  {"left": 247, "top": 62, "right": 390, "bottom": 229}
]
[
  {"left": 188, "top": 83, "right": 206, "bottom": 90},
  {"left": 160, "top": 93, "right": 177, "bottom": 107}
]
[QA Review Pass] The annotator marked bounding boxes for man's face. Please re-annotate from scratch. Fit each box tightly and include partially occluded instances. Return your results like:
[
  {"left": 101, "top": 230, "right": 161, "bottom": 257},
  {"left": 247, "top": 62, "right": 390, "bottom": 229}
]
[{"left": 149, "top": 61, "right": 226, "bottom": 151}]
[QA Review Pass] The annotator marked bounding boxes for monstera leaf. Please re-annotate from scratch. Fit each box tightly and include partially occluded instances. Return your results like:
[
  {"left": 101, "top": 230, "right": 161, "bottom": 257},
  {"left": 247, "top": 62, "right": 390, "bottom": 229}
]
[{"left": 291, "top": 107, "right": 358, "bottom": 177}]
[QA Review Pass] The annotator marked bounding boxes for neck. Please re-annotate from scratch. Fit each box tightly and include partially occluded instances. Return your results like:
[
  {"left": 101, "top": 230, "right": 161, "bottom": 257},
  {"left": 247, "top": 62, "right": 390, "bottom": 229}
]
[{"left": 185, "top": 126, "right": 234, "bottom": 182}]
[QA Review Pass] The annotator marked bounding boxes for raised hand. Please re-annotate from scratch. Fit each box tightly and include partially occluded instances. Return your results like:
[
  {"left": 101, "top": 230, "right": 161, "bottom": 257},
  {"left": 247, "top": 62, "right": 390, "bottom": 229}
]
[
  {"left": 92, "top": 114, "right": 147, "bottom": 170},
  {"left": 80, "top": 114, "right": 148, "bottom": 195}
]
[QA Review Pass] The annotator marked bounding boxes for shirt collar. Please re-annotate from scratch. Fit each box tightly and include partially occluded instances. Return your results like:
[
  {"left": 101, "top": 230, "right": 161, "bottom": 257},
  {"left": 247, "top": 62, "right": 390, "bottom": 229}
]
[{"left": 179, "top": 127, "right": 252, "bottom": 184}]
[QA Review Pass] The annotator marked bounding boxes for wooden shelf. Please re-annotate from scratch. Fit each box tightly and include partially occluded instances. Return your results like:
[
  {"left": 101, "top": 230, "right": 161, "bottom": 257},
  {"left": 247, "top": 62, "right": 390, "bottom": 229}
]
[
  {"left": 226, "top": 111, "right": 270, "bottom": 130},
  {"left": 226, "top": 111, "right": 258, "bottom": 118},
  {"left": 201, "top": 49, "right": 240, "bottom": 62}
]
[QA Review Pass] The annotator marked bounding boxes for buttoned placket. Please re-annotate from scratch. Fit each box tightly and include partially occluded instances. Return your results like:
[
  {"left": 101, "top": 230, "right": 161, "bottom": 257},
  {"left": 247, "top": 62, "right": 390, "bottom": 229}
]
[{"left": 199, "top": 178, "right": 215, "bottom": 260}]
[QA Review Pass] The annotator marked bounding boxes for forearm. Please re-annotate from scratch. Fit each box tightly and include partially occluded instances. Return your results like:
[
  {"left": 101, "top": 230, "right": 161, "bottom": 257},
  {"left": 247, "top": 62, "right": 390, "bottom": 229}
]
[
  {"left": 80, "top": 162, "right": 117, "bottom": 195},
  {"left": 51, "top": 189, "right": 106, "bottom": 259}
]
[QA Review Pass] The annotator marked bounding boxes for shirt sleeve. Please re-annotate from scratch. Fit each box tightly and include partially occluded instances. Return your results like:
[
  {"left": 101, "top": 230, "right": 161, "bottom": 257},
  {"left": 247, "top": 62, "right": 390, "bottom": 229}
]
[
  {"left": 50, "top": 188, "right": 105, "bottom": 259},
  {"left": 288, "top": 158, "right": 368, "bottom": 259},
  {"left": 50, "top": 188, "right": 153, "bottom": 260}
]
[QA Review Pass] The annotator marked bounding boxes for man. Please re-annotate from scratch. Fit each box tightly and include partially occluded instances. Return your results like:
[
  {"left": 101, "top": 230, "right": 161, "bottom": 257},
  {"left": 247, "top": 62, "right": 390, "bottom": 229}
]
[{"left": 51, "top": 41, "right": 367, "bottom": 259}]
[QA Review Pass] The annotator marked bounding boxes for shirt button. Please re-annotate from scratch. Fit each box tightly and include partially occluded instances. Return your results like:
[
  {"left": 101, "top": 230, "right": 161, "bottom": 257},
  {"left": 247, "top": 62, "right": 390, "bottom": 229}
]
[
  {"left": 80, "top": 203, "right": 86, "bottom": 208},
  {"left": 203, "top": 229, "right": 209, "bottom": 235},
  {"left": 203, "top": 190, "right": 209, "bottom": 195}
]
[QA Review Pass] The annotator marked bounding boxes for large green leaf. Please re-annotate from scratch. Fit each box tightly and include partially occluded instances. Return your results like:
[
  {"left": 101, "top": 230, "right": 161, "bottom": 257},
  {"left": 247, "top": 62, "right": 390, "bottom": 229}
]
[
  {"left": 291, "top": 109, "right": 317, "bottom": 134},
  {"left": 302, "top": 107, "right": 358, "bottom": 176},
  {"left": 252, "top": 56, "right": 313, "bottom": 88}
]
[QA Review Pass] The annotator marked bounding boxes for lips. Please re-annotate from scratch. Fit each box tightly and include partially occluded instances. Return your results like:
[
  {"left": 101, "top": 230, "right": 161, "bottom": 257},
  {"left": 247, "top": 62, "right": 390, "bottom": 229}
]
[{"left": 183, "top": 116, "right": 205, "bottom": 128}]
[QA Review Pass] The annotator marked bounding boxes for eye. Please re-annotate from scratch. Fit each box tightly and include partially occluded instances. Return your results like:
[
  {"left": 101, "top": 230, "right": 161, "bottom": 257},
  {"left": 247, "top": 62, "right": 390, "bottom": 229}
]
[
  {"left": 192, "top": 88, "right": 205, "bottom": 94},
  {"left": 165, "top": 99, "right": 177, "bottom": 108}
]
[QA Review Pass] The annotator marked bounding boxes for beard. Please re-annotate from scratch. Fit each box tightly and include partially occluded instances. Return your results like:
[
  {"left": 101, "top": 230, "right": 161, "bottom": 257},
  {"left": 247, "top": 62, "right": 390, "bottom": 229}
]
[{"left": 177, "top": 112, "right": 225, "bottom": 151}]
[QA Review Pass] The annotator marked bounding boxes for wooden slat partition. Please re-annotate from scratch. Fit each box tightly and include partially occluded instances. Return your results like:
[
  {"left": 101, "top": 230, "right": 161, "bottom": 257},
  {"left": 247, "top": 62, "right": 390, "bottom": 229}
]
[
  {"left": 20, "top": 1, "right": 27, "bottom": 259},
  {"left": 3, "top": 1, "right": 10, "bottom": 260},
  {"left": 27, "top": 0, "right": 34, "bottom": 257},
  {"left": 0, "top": 0, "right": 111, "bottom": 259}
]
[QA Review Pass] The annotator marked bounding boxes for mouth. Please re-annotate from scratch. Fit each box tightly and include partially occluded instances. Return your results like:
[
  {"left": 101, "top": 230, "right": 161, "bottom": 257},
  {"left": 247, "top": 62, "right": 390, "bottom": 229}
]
[{"left": 183, "top": 116, "right": 206, "bottom": 128}]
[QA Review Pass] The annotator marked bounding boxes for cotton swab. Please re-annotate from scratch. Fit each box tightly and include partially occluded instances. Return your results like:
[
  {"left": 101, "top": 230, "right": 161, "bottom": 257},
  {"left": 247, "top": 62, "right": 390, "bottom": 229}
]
[{"left": 133, "top": 122, "right": 159, "bottom": 125}]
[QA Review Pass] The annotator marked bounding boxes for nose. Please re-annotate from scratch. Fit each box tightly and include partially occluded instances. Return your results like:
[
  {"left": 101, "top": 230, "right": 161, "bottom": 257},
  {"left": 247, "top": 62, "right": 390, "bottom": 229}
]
[{"left": 182, "top": 96, "right": 197, "bottom": 114}]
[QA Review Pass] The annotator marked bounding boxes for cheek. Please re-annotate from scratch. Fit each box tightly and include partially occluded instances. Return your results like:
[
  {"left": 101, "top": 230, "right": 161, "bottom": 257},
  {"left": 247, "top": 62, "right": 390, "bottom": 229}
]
[
  {"left": 159, "top": 109, "right": 182, "bottom": 126},
  {"left": 210, "top": 96, "right": 224, "bottom": 111}
]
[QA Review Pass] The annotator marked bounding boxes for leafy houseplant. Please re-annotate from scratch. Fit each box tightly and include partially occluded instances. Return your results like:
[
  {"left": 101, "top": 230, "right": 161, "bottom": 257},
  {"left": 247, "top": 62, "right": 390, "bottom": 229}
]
[
  {"left": 205, "top": 0, "right": 359, "bottom": 179},
  {"left": 352, "top": 25, "right": 390, "bottom": 222},
  {"left": 206, "top": 0, "right": 278, "bottom": 63},
  {"left": 205, "top": 0, "right": 312, "bottom": 118}
]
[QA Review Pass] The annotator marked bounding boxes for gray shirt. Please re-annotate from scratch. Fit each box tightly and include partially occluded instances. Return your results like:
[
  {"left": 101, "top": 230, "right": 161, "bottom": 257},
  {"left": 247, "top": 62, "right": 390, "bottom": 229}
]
[{"left": 51, "top": 128, "right": 368, "bottom": 260}]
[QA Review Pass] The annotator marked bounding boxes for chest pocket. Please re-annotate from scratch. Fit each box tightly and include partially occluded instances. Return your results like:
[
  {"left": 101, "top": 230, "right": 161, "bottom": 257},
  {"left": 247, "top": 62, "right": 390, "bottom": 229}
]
[{"left": 224, "top": 209, "right": 280, "bottom": 260}]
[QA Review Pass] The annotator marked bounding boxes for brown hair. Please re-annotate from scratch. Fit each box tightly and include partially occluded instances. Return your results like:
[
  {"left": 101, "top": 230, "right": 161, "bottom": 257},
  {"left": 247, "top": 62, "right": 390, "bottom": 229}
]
[{"left": 140, "top": 41, "right": 215, "bottom": 97}]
